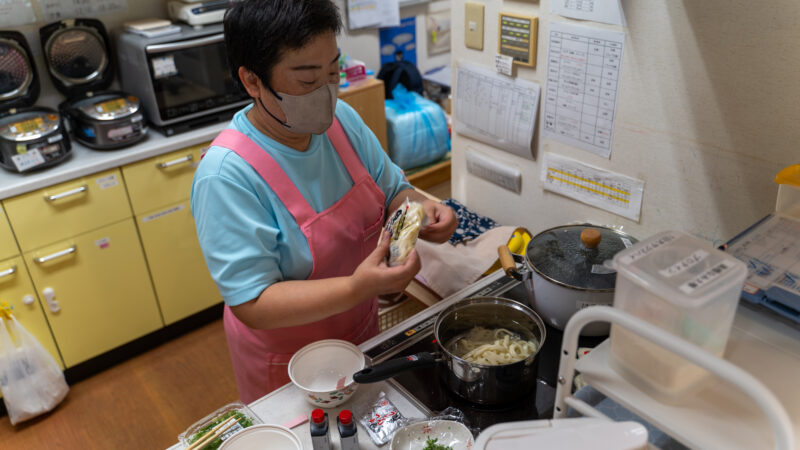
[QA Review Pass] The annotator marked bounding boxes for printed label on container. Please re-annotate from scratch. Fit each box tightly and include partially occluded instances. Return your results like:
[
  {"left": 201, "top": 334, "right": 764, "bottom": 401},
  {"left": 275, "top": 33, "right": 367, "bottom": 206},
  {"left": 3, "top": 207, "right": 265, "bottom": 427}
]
[
  {"left": 151, "top": 55, "right": 178, "bottom": 79},
  {"left": 11, "top": 149, "right": 45, "bottom": 172},
  {"left": 96, "top": 174, "right": 119, "bottom": 190},
  {"left": 618, "top": 232, "right": 678, "bottom": 265},
  {"left": 108, "top": 125, "right": 134, "bottom": 140},
  {"left": 659, "top": 249, "right": 709, "bottom": 278},
  {"left": 95, "top": 237, "right": 110, "bottom": 249},
  {"left": 47, "top": 134, "right": 63, "bottom": 144},
  {"left": 141, "top": 204, "right": 185, "bottom": 223},
  {"left": 679, "top": 259, "right": 737, "bottom": 294}
]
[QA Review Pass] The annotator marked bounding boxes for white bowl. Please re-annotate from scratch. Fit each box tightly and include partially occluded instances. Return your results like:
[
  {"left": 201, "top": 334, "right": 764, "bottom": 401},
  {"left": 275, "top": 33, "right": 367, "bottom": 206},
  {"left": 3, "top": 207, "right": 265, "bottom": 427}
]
[
  {"left": 218, "top": 424, "right": 301, "bottom": 450},
  {"left": 287, "top": 339, "right": 365, "bottom": 408},
  {"left": 391, "top": 420, "right": 474, "bottom": 450}
]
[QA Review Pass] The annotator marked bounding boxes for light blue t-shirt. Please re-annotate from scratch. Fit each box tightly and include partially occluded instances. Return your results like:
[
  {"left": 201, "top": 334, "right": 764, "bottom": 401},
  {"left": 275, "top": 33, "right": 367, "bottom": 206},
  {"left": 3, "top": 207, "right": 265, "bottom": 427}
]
[{"left": 191, "top": 101, "right": 411, "bottom": 306}]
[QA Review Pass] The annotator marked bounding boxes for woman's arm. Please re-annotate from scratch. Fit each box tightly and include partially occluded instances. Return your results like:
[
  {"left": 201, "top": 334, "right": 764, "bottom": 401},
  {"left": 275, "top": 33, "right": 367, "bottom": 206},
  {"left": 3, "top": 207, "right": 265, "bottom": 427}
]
[{"left": 230, "top": 232, "right": 420, "bottom": 329}]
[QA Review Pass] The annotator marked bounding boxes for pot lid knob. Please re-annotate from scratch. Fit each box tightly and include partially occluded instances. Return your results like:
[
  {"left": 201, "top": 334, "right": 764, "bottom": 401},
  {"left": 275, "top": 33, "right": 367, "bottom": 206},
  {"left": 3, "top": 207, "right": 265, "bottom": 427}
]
[{"left": 580, "top": 228, "right": 602, "bottom": 249}]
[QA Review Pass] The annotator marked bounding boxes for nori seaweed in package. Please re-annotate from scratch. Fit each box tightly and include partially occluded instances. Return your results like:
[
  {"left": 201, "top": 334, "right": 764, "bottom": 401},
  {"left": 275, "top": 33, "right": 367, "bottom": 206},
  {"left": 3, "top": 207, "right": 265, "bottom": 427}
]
[{"left": 379, "top": 198, "right": 427, "bottom": 266}]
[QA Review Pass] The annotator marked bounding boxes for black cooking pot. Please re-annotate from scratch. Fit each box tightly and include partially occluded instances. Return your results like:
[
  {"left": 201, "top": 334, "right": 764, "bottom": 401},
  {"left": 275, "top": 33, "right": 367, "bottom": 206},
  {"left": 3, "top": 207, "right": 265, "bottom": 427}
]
[{"left": 354, "top": 297, "right": 546, "bottom": 405}]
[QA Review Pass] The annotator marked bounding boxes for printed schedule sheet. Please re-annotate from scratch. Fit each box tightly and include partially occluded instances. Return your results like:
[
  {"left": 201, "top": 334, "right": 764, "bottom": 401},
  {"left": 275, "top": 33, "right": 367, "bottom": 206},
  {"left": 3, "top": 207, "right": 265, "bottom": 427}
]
[{"left": 543, "top": 22, "right": 625, "bottom": 158}]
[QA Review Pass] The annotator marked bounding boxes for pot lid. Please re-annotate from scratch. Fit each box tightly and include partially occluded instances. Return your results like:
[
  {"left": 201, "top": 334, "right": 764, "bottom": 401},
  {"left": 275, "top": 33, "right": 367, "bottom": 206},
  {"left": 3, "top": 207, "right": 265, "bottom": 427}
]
[
  {"left": 0, "top": 31, "right": 40, "bottom": 111},
  {"left": 526, "top": 224, "right": 636, "bottom": 291},
  {"left": 40, "top": 18, "right": 114, "bottom": 98}
]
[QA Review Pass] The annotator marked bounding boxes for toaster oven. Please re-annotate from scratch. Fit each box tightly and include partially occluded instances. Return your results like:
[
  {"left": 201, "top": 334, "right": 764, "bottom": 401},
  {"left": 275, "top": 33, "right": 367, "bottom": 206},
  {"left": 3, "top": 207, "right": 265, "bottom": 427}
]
[{"left": 117, "top": 23, "right": 250, "bottom": 135}]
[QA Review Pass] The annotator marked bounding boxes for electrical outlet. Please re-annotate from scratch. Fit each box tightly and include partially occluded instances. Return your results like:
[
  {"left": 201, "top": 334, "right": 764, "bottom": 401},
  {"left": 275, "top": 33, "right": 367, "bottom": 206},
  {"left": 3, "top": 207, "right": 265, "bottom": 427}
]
[
  {"left": 465, "top": 2, "right": 484, "bottom": 50},
  {"left": 466, "top": 148, "right": 522, "bottom": 193}
]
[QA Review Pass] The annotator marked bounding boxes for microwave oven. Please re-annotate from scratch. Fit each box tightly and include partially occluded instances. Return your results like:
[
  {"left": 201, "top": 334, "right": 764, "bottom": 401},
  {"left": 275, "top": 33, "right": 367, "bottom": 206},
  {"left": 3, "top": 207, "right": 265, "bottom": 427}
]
[{"left": 117, "top": 24, "right": 250, "bottom": 135}]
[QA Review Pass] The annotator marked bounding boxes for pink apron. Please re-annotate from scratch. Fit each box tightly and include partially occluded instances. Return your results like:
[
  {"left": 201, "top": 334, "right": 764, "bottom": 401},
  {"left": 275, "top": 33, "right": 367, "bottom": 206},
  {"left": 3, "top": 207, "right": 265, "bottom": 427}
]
[{"left": 209, "top": 119, "right": 384, "bottom": 403}]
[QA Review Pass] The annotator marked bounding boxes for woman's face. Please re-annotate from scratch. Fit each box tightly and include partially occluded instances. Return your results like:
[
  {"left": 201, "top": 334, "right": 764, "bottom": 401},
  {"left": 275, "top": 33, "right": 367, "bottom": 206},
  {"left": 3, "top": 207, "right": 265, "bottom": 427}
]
[{"left": 268, "top": 31, "right": 340, "bottom": 96}]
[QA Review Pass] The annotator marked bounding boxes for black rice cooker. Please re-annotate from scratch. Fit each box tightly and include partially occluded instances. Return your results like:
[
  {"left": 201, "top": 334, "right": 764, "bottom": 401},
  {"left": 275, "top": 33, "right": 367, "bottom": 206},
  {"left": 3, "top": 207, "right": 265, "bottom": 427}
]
[
  {"left": 40, "top": 18, "right": 146, "bottom": 150},
  {"left": 0, "top": 31, "right": 71, "bottom": 173}
]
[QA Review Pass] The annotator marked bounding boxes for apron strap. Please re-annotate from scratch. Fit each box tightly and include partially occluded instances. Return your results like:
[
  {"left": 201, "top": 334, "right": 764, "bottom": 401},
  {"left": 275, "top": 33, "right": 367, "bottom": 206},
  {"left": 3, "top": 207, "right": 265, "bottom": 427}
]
[
  {"left": 326, "top": 118, "right": 370, "bottom": 183},
  {"left": 210, "top": 129, "right": 316, "bottom": 225}
]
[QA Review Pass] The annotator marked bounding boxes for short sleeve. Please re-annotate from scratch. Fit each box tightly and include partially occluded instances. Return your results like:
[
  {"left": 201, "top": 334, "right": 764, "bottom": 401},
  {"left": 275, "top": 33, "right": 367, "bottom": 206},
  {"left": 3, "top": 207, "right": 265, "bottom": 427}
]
[
  {"left": 335, "top": 101, "right": 412, "bottom": 209},
  {"left": 191, "top": 166, "right": 283, "bottom": 306}
]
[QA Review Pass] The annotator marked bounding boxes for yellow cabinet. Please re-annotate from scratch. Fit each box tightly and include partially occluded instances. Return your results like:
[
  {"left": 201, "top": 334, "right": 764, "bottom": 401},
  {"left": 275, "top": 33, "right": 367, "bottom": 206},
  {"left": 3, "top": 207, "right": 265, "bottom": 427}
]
[
  {"left": 137, "top": 200, "right": 221, "bottom": 325},
  {"left": 122, "top": 143, "right": 209, "bottom": 215},
  {"left": 4, "top": 169, "right": 131, "bottom": 252},
  {"left": 0, "top": 205, "right": 18, "bottom": 261},
  {"left": 0, "top": 256, "right": 63, "bottom": 368},
  {"left": 24, "top": 219, "right": 163, "bottom": 367}
]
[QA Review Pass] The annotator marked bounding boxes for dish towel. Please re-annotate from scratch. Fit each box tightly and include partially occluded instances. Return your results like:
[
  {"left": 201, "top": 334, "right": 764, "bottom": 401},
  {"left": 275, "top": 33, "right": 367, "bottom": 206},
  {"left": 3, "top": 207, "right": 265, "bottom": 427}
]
[{"left": 416, "top": 225, "right": 521, "bottom": 298}]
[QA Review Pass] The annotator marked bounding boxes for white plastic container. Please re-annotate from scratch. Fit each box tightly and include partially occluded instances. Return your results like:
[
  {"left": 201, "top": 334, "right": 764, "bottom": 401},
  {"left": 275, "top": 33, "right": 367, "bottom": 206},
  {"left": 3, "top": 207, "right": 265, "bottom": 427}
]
[{"left": 609, "top": 230, "right": 747, "bottom": 402}]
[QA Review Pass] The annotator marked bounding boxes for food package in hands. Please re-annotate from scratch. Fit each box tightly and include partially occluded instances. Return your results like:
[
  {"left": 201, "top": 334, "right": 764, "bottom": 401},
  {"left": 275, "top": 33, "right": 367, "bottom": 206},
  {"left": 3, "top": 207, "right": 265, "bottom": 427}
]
[{"left": 379, "top": 198, "right": 427, "bottom": 266}]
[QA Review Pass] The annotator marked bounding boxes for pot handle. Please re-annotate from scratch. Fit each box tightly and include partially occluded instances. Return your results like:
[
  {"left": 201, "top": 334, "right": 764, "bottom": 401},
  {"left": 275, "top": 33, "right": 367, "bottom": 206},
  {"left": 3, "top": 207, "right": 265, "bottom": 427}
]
[
  {"left": 498, "top": 245, "right": 524, "bottom": 281},
  {"left": 353, "top": 352, "right": 440, "bottom": 384}
]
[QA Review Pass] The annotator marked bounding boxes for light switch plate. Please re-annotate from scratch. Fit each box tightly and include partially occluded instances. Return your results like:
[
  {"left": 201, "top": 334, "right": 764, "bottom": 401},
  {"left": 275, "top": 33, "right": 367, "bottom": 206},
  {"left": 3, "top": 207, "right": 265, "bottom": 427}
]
[{"left": 465, "top": 2, "right": 484, "bottom": 50}]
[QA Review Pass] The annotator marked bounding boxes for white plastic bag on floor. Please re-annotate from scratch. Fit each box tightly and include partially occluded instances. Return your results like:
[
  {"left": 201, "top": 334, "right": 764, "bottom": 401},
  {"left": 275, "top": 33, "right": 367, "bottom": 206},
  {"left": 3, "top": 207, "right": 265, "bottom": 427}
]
[{"left": 0, "top": 315, "right": 68, "bottom": 425}]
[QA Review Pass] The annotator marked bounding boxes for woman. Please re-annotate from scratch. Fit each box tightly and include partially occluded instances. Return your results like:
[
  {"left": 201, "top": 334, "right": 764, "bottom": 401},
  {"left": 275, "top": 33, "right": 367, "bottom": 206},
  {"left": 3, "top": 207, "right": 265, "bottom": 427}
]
[{"left": 191, "top": 0, "right": 457, "bottom": 403}]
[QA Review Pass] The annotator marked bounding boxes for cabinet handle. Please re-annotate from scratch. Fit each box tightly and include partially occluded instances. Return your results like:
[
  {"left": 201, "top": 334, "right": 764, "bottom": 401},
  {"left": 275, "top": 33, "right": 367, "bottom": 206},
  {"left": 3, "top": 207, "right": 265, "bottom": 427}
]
[
  {"left": 156, "top": 154, "right": 193, "bottom": 169},
  {"left": 34, "top": 246, "right": 77, "bottom": 264},
  {"left": 45, "top": 185, "right": 88, "bottom": 202},
  {"left": 0, "top": 265, "right": 16, "bottom": 278}
]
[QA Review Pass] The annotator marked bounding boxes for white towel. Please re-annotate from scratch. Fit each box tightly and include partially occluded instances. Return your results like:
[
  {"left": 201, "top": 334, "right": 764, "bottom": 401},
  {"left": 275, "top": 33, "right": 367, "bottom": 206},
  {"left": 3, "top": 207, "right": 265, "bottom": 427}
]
[{"left": 415, "top": 226, "right": 518, "bottom": 298}]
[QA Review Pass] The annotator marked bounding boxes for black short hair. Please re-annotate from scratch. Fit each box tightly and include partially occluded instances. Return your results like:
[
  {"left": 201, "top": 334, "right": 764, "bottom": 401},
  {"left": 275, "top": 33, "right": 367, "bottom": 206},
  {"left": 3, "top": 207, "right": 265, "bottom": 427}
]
[{"left": 224, "top": 0, "right": 342, "bottom": 91}]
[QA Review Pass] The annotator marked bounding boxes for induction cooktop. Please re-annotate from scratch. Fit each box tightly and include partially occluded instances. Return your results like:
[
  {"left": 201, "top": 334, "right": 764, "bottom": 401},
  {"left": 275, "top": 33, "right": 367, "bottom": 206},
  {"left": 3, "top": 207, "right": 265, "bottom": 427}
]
[{"left": 361, "top": 270, "right": 606, "bottom": 434}]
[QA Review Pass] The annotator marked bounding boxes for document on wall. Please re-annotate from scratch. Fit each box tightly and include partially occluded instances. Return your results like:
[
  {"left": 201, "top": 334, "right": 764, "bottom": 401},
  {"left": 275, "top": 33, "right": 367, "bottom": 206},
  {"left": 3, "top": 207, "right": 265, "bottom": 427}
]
[
  {"left": 347, "top": 0, "right": 399, "bottom": 30},
  {"left": 40, "top": 0, "right": 127, "bottom": 20},
  {"left": 541, "top": 152, "right": 644, "bottom": 221},
  {"left": 0, "top": 0, "right": 36, "bottom": 27},
  {"left": 551, "top": 0, "right": 625, "bottom": 26},
  {"left": 455, "top": 63, "right": 540, "bottom": 159},
  {"left": 542, "top": 22, "right": 625, "bottom": 159}
]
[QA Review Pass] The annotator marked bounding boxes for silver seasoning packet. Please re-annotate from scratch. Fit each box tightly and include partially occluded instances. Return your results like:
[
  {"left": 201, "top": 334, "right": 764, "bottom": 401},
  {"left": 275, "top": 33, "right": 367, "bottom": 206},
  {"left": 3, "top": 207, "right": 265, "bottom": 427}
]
[{"left": 359, "top": 392, "right": 408, "bottom": 445}]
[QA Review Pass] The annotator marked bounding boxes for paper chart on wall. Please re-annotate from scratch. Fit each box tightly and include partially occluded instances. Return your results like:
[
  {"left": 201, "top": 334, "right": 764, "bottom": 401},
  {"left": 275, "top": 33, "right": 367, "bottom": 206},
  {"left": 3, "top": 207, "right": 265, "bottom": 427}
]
[
  {"left": 551, "top": 0, "right": 626, "bottom": 26},
  {"left": 454, "top": 63, "right": 540, "bottom": 159},
  {"left": 541, "top": 152, "right": 644, "bottom": 221},
  {"left": 40, "top": 0, "right": 127, "bottom": 20},
  {"left": 542, "top": 22, "right": 625, "bottom": 159},
  {"left": 0, "top": 0, "right": 36, "bottom": 27},
  {"left": 347, "top": 0, "right": 399, "bottom": 30}
]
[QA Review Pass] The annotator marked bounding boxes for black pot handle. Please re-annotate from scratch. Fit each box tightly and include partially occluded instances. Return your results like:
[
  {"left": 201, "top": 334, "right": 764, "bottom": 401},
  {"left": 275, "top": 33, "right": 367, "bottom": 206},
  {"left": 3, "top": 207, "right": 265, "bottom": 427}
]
[{"left": 353, "top": 352, "right": 440, "bottom": 383}]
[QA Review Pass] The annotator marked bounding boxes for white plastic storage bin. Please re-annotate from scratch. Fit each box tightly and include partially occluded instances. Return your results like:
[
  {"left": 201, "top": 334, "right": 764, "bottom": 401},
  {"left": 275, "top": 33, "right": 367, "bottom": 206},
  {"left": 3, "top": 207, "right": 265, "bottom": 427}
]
[{"left": 609, "top": 230, "right": 747, "bottom": 402}]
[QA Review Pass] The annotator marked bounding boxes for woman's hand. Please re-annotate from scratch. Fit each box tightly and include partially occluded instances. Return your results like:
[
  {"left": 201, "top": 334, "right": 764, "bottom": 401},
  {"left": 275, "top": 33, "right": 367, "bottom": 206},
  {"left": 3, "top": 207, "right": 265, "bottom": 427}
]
[
  {"left": 419, "top": 200, "right": 458, "bottom": 244},
  {"left": 350, "top": 232, "right": 421, "bottom": 298}
]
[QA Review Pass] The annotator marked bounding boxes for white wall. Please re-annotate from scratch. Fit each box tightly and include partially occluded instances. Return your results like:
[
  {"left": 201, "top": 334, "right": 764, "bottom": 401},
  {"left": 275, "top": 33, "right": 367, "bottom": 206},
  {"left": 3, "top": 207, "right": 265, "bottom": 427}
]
[
  {"left": 450, "top": 0, "right": 800, "bottom": 246},
  {"left": 5, "top": 1, "right": 449, "bottom": 110}
]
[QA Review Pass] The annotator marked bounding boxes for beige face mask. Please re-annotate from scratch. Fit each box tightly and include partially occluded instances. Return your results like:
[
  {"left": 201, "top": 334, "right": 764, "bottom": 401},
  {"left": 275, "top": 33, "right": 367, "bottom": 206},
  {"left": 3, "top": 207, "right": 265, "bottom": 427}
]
[{"left": 261, "top": 83, "right": 339, "bottom": 135}]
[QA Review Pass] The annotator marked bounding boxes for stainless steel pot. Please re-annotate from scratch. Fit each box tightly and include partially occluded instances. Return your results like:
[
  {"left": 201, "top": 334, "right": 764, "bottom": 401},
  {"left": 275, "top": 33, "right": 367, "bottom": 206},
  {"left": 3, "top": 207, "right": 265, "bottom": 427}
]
[
  {"left": 498, "top": 224, "right": 637, "bottom": 336},
  {"left": 353, "top": 297, "right": 546, "bottom": 405}
]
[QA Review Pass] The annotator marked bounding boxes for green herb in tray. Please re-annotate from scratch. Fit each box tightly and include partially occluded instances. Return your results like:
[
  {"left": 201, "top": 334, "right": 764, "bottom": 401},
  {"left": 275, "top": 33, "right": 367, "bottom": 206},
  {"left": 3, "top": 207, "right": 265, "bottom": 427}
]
[
  {"left": 423, "top": 437, "right": 453, "bottom": 450},
  {"left": 188, "top": 410, "right": 253, "bottom": 450}
]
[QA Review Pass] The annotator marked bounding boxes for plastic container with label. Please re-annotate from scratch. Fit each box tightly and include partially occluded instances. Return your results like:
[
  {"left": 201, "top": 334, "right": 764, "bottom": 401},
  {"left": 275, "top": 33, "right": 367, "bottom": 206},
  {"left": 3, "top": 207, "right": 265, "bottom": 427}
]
[{"left": 609, "top": 230, "right": 747, "bottom": 402}]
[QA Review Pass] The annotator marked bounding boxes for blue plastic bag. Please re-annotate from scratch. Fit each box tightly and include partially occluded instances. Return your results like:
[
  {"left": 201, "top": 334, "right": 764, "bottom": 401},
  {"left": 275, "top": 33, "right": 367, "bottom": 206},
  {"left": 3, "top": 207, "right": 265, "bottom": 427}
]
[{"left": 384, "top": 85, "right": 450, "bottom": 170}]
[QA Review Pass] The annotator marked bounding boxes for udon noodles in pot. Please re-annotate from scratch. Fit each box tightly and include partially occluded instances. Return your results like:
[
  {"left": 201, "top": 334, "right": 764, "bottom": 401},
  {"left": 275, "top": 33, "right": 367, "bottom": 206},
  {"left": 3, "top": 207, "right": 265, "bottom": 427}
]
[{"left": 447, "top": 326, "right": 539, "bottom": 365}]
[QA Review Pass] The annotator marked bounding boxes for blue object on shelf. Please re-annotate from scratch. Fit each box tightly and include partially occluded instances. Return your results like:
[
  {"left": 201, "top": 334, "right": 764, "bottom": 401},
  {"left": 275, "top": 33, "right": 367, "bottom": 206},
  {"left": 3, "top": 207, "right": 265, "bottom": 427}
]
[{"left": 384, "top": 84, "right": 449, "bottom": 170}]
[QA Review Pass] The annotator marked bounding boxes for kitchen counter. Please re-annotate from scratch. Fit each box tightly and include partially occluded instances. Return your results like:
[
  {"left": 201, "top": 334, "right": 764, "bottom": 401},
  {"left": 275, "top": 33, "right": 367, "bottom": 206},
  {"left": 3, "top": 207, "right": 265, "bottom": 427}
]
[{"left": 0, "top": 123, "right": 227, "bottom": 200}]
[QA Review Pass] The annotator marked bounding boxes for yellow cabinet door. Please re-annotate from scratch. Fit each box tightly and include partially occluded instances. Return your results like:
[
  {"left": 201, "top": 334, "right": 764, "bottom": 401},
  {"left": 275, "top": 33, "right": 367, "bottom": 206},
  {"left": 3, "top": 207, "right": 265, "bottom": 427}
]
[
  {"left": 0, "top": 256, "right": 63, "bottom": 368},
  {"left": 4, "top": 169, "right": 131, "bottom": 252},
  {"left": 24, "top": 219, "right": 163, "bottom": 368},
  {"left": 0, "top": 205, "right": 18, "bottom": 261},
  {"left": 137, "top": 200, "right": 221, "bottom": 324},
  {"left": 122, "top": 143, "right": 209, "bottom": 215}
]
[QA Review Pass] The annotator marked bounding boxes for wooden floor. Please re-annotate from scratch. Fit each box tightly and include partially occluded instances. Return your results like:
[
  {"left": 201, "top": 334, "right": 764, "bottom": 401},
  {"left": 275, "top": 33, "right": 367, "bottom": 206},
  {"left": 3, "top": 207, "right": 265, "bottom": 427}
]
[{"left": 0, "top": 319, "right": 238, "bottom": 449}]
